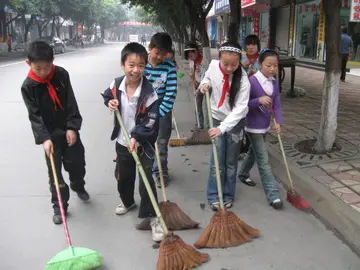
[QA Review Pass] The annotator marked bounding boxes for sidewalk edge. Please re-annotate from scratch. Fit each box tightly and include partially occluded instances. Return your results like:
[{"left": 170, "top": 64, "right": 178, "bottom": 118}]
[{"left": 267, "top": 137, "right": 360, "bottom": 257}]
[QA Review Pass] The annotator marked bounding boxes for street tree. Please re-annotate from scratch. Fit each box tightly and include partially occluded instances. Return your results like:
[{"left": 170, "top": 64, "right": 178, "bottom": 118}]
[
  {"left": 314, "top": 0, "right": 342, "bottom": 153},
  {"left": 227, "top": 0, "right": 241, "bottom": 43}
]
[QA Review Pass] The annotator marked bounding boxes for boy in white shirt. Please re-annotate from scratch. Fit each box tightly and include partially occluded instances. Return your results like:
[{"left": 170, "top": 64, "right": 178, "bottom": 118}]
[{"left": 101, "top": 42, "right": 164, "bottom": 242}]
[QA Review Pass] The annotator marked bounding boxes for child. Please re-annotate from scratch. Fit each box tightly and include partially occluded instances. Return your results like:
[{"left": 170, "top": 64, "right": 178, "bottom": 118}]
[
  {"left": 101, "top": 42, "right": 164, "bottom": 242},
  {"left": 185, "top": 43, "right": 206, "bottom": 129},
  {"left": 167, "top": 48, "right": 177, "bottom": 67},
  {"left": 241, "top": 35, "right": 261, "bottom": 77},
  {"left": 21, "top": 40, "right": 90, "bottom": 225},
  {"left": 199, "top": 42, "right": 250, "bottom": 210},
  {"left": 145, "top": 32, "right": 177, "bottom": 187},
  {"left": 237, "top": 49, "right": 283, "bottom": 210}
]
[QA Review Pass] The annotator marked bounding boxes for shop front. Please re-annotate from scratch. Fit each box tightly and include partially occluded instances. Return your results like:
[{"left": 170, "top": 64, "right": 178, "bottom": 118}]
[
  {"left": 214, "top": 0, "right": 230, "bottom": 44},
  {"left": 241, "top": 0, "right": 270, "bottom": 49},
  {"left": 344, "top": 0, "right": 360, "bottom": 63}
]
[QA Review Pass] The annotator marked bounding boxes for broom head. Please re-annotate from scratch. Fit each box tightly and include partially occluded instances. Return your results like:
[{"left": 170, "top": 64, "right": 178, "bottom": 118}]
[
  {"left": 287, "top": 190, "right": 310, "bottom": 210},
  {"left": 46, "top": 246, "right": 102, "bottom": 270},
  {"left": 159, "top": 201, "right": 199, "bottom": 230},
  {"left": 168, "top": 138, "right": 187, "bottom": 147},
  {"left": 186, "top": 129, "right": 211, "bottom": 145},
  {"left": 157, "top": 233, "right": 209, "bottom": 270},
  {"left": 194, "top": 210, "right": 260, "bottom": 249}
]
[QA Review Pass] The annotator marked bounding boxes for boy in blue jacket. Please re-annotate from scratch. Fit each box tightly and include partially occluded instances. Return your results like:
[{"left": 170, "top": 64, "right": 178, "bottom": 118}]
[{"left": 101, "top": 42, "right": 163, "bottom": 242}]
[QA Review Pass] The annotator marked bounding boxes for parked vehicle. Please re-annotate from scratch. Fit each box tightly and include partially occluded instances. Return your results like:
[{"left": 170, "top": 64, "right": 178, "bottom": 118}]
[{"left": 38, "top": 36, "right": 66, "bottom": 54}]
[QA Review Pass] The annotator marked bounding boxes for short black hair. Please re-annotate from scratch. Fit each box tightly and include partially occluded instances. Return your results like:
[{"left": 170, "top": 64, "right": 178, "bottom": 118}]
[
  {"left": 342, "top": 26, "right": 348, "bottom": 34},
  {"left": 184, "top": 43, "right": 199, "bottom": 60},
  {"left": 244, "top": 34, "right": 261, "bottom": 52},
  {"left": 27, "top": 40, "right": 54, "bottom": 62},
  {"left": 149, "top": 32, "right": 172, "bottom": 52},
  {"left": 121, "top": 42, "right": 148, "bottom": 65},
  {"left": 259, "top": 49, "right": 279, "bottom": 63}
]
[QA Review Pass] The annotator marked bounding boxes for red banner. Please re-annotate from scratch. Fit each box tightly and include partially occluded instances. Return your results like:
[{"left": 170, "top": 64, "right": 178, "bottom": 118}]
[
  {"left": 119, "top": 21, "right": 152, "bottom": 26},
  {"left": 241, "top": 0, "right": 256, "bottom": 8}
]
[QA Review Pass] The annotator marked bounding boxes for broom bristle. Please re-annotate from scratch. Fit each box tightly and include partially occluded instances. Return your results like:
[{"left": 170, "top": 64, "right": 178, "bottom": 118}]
[
  {"left": 168, "top": 138, "right": 187, "bottom": 147},
  {"left": 186, "top": 129, "right": 211, "bottom": 145},
  {"left": 157, "top": 233, "right": 209, "bottom": 270},
  {"left": 287, "top": 191, "right": 310, "bottom": 210},
  {"left": 194, "top": 210, "right": 260, "bottom": 249},
  {"left": 160, "top": 201, "right": 199, "bottom": 230}
]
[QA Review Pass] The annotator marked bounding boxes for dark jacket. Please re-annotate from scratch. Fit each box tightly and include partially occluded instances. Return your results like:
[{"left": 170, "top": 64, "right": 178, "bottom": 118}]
[
  {"left": 21, "top": 66, "right": 82, "bottom": 145},
  {"left": 101, "top": 76, "right": 160, "bottom": 149}
]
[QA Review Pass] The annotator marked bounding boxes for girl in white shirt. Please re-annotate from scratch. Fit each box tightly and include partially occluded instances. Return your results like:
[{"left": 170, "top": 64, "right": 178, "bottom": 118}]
[{"left": 199, "top": 42, "right": 250, "bottom": 210}]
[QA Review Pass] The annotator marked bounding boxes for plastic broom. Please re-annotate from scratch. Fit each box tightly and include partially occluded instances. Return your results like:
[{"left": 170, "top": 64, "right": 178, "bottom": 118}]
[{"left": 46, "top": 153, "right": 102, "bottom": 270}]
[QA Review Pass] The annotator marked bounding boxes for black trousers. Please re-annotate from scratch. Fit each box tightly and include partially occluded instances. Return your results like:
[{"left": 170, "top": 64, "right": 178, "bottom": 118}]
[
  {"left": 45, "top": 133, "right": 86, "bottom": 211},
  {"left": 115, "top": 142, "right": 157, "bottom": 218},
  {"left": 341, "top": 53, "right": 349, "bottom": 81}
]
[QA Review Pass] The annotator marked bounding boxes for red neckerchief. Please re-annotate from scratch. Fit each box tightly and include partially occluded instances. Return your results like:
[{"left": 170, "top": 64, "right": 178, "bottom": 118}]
[
  {"left": 194, "top": 54, "right": 203, "bottom": 74},
  {"left": 218, "top": 62, "right": 230, "bottom": 108},
  {"left": 246, "top": 53, "right": 259, "bottom": 65},
  {"left": 28, "top": 64, "right": 64, "bottom": 111}
]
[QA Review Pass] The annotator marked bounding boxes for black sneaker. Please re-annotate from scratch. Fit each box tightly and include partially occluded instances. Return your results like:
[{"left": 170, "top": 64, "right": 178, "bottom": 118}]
[
  {"left": 271, "top": 199, "right": 283, "bottom": 210},
  {"left": 70, "top": 185, "right": 90, "bottom": 202},
  {"left": 53, "top": 209, "right": 67, "bottom": 225}
]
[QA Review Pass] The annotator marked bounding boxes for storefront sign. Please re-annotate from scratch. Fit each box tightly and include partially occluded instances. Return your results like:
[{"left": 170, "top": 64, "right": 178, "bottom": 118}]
[
  {"left": 288, "top": 1, "right": 295, "bottom": 55},
  {"left": 350, "top": 0, "right": 360, "bottom": 22},
  {"left": 215, "top": 0, "right": 230, "bottom": 14},
  {"left": 298, "top": 3, "right": 319, "bottom": 13},
  {"left": 241, "top": 0, "right": 256, "bottom": 8},
  {"left": 318, "top": 2, "right": 325, "bottom": 42},
  {"left": 253, "top": 12, "right": 260, "bottom": 36}
]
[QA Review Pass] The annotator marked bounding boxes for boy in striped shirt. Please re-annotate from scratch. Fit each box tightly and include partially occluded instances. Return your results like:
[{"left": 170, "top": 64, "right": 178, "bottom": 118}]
[{"left": 145, "top": 32, "right": 177, "bottom": 187}]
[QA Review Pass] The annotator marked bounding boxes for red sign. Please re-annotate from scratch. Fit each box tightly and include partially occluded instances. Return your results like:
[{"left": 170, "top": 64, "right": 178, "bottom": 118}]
[
  {"left": 119, "top": 21, "right": 152, "bottom": 26},
  {"left": 253, "top": 12, "right": 260, "bottom": 36},
  {"left": 241, "top": 0, "right": 256, "bottom": 8},
  {"left": 350, "top": 0, "right": 360, "bottom": 22}
]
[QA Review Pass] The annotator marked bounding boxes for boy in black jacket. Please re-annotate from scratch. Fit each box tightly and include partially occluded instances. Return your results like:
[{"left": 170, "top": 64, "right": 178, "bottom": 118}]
[
  {"left": 101, "top": 43, "right": 163, "bottom": 242},
  {"left": 21, "top": 41, "right": 90, "bottom": 225}
]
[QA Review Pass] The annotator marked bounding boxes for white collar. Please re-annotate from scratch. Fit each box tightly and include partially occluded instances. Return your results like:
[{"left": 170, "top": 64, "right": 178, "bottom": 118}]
[
  {"left": 119, "top": 76, "right": 143, "bottom": 98},
  {"left": 254, "top": 70, "right": 275, "bottom": 84}
]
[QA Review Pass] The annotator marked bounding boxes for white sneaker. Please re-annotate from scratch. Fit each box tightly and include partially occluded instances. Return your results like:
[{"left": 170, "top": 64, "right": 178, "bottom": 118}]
[
  {"left": 115, "top": 203, "right": 136, "bottom": 215},
  {"left": 150, "top": 217, "right": 165, "bottom": 242}
]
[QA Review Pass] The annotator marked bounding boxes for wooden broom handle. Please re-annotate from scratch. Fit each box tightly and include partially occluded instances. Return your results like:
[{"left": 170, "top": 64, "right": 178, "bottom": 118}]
[
  {"left": 192, "top": 79, "right": 201, "bottom": 129},
  {"left": 205, "top": 89, "right": 225, "bottom": 210},
  {"left": 172, "top": 110, "right": 181, "bottom": 139},
  {"left": 270, "top": 107, "right": 294, "bottom": 191},
  {"left": 155, "top": 142, "right": 167, "bottom": 201}
]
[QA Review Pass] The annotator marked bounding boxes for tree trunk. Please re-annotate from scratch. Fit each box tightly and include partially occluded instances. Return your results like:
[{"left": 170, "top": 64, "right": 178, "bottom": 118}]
[
  {"left": 190, "top": 25, "right": 196, "bottom": 42},
  {"left": 56, "top": 26, "right": 61, "bottom": 38},
  {"left": 198, "top": 18, "right": 211, "bottom": 67},
  {"left": 227, "top": 0, "right": 241, "bottom": 43},
  {"left": 314, "top": 0, "right": 342, "bottom": 153},
  {"left": 51, "top": 17, "right": 55, "bottom": 37},
  {"left": 23, "top": 15, "right": 35, "bottom": 49}
]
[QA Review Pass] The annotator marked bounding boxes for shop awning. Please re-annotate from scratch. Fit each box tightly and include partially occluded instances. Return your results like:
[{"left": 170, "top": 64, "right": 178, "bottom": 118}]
[{"left": 241, "top": 0, "right": 269, "bottom": 9}]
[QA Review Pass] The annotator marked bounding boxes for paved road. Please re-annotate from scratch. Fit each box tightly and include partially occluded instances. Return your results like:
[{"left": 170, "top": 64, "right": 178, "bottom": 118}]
[{"left": 1, "top": 44, "right": 359, "bottom": 270}]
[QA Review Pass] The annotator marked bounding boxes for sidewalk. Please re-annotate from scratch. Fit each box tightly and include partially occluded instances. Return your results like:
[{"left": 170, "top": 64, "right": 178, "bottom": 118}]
[{"left": 203, "top": 48, "right": 360, "bottom": 254}]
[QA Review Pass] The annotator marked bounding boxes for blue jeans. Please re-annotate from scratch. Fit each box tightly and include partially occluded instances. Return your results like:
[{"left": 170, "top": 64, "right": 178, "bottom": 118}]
[
  {"left": 238, "top": 132, "right": 280, "bottom": 203},
  {"left": 153, "top": 111, "right": 172, "bottom": 176},
  {"left": 207, "top": 118, "right": 244, "bottom": 204}
]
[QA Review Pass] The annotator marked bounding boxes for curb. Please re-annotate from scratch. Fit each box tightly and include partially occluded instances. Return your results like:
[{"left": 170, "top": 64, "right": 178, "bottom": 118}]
[{"left": 266, "top": 135, "right": 360, "bottom": 256}]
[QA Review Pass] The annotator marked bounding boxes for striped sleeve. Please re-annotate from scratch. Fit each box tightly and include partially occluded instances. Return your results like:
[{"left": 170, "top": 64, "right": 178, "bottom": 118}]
[{"left": 160, "top": 63, "right": 177, "bottom": 116}]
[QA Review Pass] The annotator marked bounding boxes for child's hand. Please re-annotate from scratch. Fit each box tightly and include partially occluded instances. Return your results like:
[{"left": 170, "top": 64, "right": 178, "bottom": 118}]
[
  {"left": 274, "top": 124, "right": 281, "bottom": 134},
  {"left": 108, "top": 99, "right": 119, "bottom": 112},
  {"left": 241, "top": 59, "right": 250, "bottom": 68},
  {"left": 208, "top": 128, "right": 222, "bottom": 139},
  {"left": 66, "top": 130, "right": 77, "bottom": 146},
  {"left": 200, "top": 83, "right": 211, "bottom": 94},
  {"left": 259, "top": 96, "right": 272, "bottom": 106},
  {"left": 43, "top": 139, "right": 53, "bottom": 157},
  {"left": 128, "top": 138, "right": 138, "bottom": 153}
]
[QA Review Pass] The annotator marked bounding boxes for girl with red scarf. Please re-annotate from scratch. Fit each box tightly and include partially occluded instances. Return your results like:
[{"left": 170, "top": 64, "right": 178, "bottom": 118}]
[
  {"left": 241, "top": 35, "right": 261, "bottom": 77},
  {"left": 198, "top": 42, "right": 250, "bottom": 210},
  {"left": 185, "top": 43, "right": 206, "bottom": 129}
]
